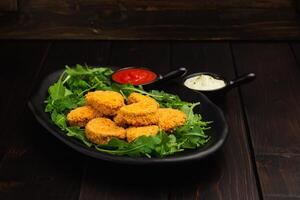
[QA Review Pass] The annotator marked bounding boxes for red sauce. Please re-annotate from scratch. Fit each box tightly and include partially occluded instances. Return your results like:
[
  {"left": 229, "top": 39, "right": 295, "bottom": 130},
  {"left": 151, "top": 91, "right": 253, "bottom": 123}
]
[{"left": 112, "top": 68, "right": 158, "bottom": 85}]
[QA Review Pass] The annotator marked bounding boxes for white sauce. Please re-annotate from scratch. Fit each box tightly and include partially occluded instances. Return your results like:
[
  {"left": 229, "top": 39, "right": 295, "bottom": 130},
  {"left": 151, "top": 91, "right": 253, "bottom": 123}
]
[{"left": 184, "top": 74, "right": 226, "bottom": 91}]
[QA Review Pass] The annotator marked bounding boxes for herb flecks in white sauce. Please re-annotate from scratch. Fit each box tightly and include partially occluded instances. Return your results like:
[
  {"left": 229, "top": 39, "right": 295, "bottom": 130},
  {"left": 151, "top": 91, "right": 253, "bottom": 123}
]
[{"left": 184, "top": 74, "right": 226, "bottom": 91}]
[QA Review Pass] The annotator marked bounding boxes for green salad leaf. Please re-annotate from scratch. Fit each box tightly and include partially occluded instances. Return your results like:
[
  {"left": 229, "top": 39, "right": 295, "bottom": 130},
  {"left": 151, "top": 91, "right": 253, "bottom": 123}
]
[{"left": 45, "top": 64, "right": 211, "bottom": 158}]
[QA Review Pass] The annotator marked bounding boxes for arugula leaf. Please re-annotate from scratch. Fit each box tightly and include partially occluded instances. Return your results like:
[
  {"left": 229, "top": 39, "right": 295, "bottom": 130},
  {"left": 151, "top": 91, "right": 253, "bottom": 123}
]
[
  {"left": 96, "top": 135, "right": 159, "bottom": 157},
  {"left": 45, "top": 65, "right": 211, "bottom": 158},
  {"left": 51, "top": 111, "right": 67, "bottom": 129},
  {"left": 66, "top": 127, "right": 92, "bottom": 147},
  {"left": 66, "top": 64, "right": 113, "bottom": 76},
  {"left": 64, "top": 65, "right": 114, "bottom": 96},
  {"left": 48, "top": 72, "right": 71, "bottom": 99},
  {"left": 172, "top": 103, "right": 211, "bottom": 149},
  {"left": 52, "top": 95, "right": 85, "bottom": 113},
  {"left": 48, "top": 82, "right": 65, "bottom": 100},
  {"left": 154, "top": 132, "right": 183, "bottom": 156}
]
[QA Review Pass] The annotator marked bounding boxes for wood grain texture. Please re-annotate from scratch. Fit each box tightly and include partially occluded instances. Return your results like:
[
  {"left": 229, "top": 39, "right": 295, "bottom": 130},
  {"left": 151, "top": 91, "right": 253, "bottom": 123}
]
[
  {"left": 0, "top": 0, "right": 299, "bottom": 39},
  {"left": 20, "top": 0, "right": 293, "bottom": 11},
  {"left": 256, "top": 154, "right": 300, "bottom": 199},
  {"left": 0, "top": 41, "right": 110, "bottom": 200},
  {"left": 296, "top": 0, "right": 300, "bottom": 13},
  {"left": 264, "top": 196, "right": 300, "bottom": 200},
  {"left": 1, "top": 41, "right": 300, "bottom": 200},
  {"left": 169, "top": 42, "right": 260, "bottom": 199},
  {"left": 0, "top": 41, "right": 49, "bottom": 160},
  {"left": 109, "top": 41, "right": 170, "bottom": 74},
  {"left": 37, "top": 41, "right": 111, "bottom": 74},
  {"left": 290, "top": 42, "right": 300, "bottom": 65},
  {"left": 79, "top": 41, "right": 171, "bottom": 200},
  {"left": 232, "top": 43, "right": 300, "bottom": 155},
  {"left": 232, "top": 43, "right": 300, "bottom": 198},
  {"left": 0, "top": 0, "right": 17, "bottom": 11}
]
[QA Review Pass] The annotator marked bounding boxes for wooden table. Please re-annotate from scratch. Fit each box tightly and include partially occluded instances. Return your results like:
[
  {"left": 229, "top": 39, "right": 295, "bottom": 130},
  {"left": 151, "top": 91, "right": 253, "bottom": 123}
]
[{"left": 0, "top": 41, "right": 299, "bottom": 200}]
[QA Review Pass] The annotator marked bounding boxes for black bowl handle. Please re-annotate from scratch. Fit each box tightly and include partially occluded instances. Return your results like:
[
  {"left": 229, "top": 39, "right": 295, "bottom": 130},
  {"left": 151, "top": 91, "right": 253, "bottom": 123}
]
[
  {"left": 228, "top": 73, "right": 256, "bottom": 89},
  {"left": 160, "top": 67, "right": 187, "bottom": 82}
]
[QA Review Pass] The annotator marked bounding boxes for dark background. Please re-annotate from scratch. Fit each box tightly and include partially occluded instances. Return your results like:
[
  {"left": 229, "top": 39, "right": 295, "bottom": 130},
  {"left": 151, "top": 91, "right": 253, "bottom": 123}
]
[
  {"left": 0, "top": 0, "right": 300, "bottom": 39},
  {"left": 0, "top": 41, "right": 300, "bottom": 200},
  {"left": 1, "top": 1, "right": 300, "bottom": 199}
]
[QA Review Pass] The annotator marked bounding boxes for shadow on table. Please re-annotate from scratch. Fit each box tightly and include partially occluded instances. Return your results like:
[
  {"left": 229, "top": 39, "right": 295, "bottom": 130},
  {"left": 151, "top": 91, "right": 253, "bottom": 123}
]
[
  {"left": 24, "top": 103, "right": 226, "bottom": 195},
  {"left": 82, "top": 152, "right": 223, "bottom": 187}
]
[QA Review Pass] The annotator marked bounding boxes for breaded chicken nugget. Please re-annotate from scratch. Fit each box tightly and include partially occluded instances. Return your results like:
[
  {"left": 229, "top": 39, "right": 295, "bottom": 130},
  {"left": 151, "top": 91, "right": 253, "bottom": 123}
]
[
  {"left": 126, "top": 125, "right": 159, "bottom": 142},
  {"left": 67, "top": 106, "right": 101, "bottom": 127},
  {"left": 158, "top": 108, "right": 187, "bottom": 132},
  {"left": 85, "top": 90, "right": 125, "bottom": 116},
  {"left": 128, "top": 92, "right": 159, "bottom": 108},
  {"left": 120, "top": 101, "right": 157, "bottom": 115},
  {"left": 89, "top": 117, "right": 116, "bottom": 127},
  {"left": 114, "top": 101, "right": 159, "bottom": 126},
  {"left": 85, "top": 117, "right": 126, "bottom": 144},
  {"left": 114, "top": 112, "right": 159, "bottom": 127}
]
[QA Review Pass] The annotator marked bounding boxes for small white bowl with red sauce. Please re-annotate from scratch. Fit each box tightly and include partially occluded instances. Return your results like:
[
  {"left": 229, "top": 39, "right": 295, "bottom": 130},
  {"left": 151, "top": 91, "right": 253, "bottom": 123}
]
[{"left": 112, "top": 67, "right": 187, "bottom": 86}]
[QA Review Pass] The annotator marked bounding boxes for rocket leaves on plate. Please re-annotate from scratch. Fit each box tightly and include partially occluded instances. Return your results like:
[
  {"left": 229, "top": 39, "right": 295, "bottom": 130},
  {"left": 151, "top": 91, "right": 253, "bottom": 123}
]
[{"left": 45, "top": 65, "right": 211, "bottom": 158}]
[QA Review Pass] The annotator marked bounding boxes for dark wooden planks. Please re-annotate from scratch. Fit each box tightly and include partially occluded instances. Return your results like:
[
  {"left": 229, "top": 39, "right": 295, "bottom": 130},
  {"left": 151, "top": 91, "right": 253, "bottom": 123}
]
[
  {"left": 0, "top": 41, "right": 51, "bottom": 199},
  {"left": 290, "top": 42, "right": 300, "bottom": 66},
  {"left": 20, "top": 0, "right": 293, "bottom": 11},
  {"left": 296, "top": 0, "right": 300, "bottom": 13},
  {"left": 232, "top": 43, "right": 300, "bottom": 155},
  {"left": 78, "top": 41, "right": 171, "bottom": 200},
  {"left": 265, "top": 197, "right": 300, "bottom": 200},
  {"left": 0, "top": 41, "right": 49, "bottom": 121},
  {"left": 3, "top": 41, "right": 300, "bottom": 200},
  {"left": 169, "top": 42, "right": 260, "bottom": 199},
  {"left": 0, "top": 41, "right": 111, "bottom": 200},
  {"left": 0, "top": 0, "right": 17, "bottom": 11},
  {"left": 0, "top": 41, "right": 49, "bottom": 159},
  {"left": 257, "top": 155, "right": 300, "bottom": 200},
  {"left": 232, "top": 43, "right": 300, "bottom": 198},
  {"left": 38, "top": 41, "right": 111, "bottom": 73},
  {"left": 109, "top": 41, "right": 170, "bottom": 74},
  {"left": 0, "top": 0, "right": 299, "bottom": 40}
]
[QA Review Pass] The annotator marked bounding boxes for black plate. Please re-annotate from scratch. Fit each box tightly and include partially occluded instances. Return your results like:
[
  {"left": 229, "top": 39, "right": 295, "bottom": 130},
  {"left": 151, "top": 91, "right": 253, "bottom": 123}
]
[{"left": 28, "top": 69, "right": 228, "bottom": 165}]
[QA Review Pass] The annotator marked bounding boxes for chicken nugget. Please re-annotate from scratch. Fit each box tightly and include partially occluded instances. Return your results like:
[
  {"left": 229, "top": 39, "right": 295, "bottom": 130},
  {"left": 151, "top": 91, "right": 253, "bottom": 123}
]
[
  {"left": 113, "top": 114, "right": 127, "bottom": 127},
  {"left": 85, "top": 117, "right": 126, "bottom": 144},
  {"left": 90, "top": 117, "right": 116, "bottom": 127},
  {"left": 126, "top": 125, "right": 159, "bottom": 142},
  {"left": 120, "top": 101, "right": 158, "bottom": 116},
  {"left": 114, "top": 112, "right": 159, "bottom": 127},
  {"left": 67, "top": 106, "right": 102, "bottom": 127},
  {"left": 128, "top": 92, "right": 159, "bottom": 108},
  {"left": 85, "top": 90, "right": 125, "bottom": 116},
  {"left": 114, "top": 101, "right": 159, "bottom": 126},
  {"left": 158, "top": 108, "right": 187, "bottom": 132}
]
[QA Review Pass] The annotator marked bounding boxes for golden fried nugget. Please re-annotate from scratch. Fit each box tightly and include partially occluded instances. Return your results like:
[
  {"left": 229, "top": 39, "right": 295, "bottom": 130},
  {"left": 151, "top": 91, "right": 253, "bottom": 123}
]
[
  {"left": 85, "top": 90, "right": 125, "bottom": 116},
  {"left": 113, "top": 114, "right": 127, "bottom": 127},
  {"left": 67, "top": 106, "right": 102, "bottom": 127},
  {"left": 126, "top": 125, "right": 159, "bottom": 142},
  {"left": 120, "top": 101, "right": 158, "bottom": 115},
  {"left": 85, "top": 117, "right": 126, "bottom": 144},
  {"left": 89, "top": 117, "right": 116, "bottom": 127},
  {"left": 114, "top": 112, "right": 159, "bottom": 127},
  {"left": 127, "top": 92, "right": 159, "bottom": 108},
  {"left": 158, "top": 108, "right": 187, "bottom": 132},
  {"left": 114, "top": 101, "right": 159, "bottom": 126}
]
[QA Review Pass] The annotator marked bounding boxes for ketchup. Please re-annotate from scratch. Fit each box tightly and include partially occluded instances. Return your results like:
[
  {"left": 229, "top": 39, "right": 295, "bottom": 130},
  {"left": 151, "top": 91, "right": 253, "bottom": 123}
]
[{"left": 112, "top": 68, "right": 158, "bottom": 85}]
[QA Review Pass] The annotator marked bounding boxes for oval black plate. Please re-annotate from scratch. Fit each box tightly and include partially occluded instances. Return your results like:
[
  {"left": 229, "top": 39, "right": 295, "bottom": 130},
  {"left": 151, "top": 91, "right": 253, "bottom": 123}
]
[{"left": 28, "top": 69, "right": 228, "bottom": 165}]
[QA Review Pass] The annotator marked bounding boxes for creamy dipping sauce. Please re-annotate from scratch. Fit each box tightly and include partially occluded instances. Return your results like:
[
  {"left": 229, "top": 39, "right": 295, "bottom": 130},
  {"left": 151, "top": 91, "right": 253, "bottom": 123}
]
[{"left": 184, "top": 74, "right": 226, "bottom": 91}]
